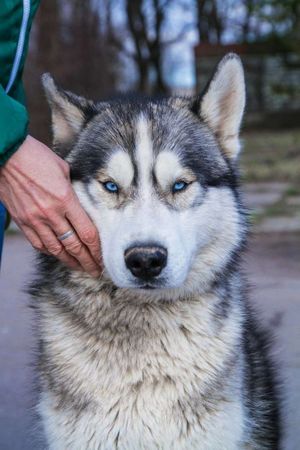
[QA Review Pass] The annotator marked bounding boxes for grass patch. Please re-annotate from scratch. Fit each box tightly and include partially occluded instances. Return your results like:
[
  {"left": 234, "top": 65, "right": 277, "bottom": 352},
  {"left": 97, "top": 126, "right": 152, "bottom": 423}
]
[
  {"left": 241, "top": 129, "right": 300, "bottom": 183},
  {"left": 263, "top": 201, "right": 296, "bottom": 218},
  {"left": 285, "top": 185, "right": 300, "bottom": 196},
  {"left": 5, "top": 227, "right": 20, "bottom": 236},
  {"left": 252, "top": 187, "right": 300, "bottom": 221}
]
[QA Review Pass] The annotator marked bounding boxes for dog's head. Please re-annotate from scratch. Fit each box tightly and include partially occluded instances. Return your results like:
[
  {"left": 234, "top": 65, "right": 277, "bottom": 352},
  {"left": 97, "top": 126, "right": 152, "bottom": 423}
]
[{"left": 43, "top": 53, "right": 247, "bottom": 295}]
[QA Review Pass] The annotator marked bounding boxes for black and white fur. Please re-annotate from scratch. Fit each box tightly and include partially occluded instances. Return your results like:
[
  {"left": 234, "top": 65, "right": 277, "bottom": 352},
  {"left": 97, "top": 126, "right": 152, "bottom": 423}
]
[{"left": 29, "top": 54, "right": 281, "bottom": 449}]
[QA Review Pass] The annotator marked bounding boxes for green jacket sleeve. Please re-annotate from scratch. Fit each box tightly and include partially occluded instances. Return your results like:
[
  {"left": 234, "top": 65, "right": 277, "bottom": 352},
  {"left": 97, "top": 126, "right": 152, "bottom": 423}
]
[
  {"left": 0, "top": 0, "right": 40, "bottom": 166},
  {"left": 0, "top": 84, "right": 29, "bottom": 165}
]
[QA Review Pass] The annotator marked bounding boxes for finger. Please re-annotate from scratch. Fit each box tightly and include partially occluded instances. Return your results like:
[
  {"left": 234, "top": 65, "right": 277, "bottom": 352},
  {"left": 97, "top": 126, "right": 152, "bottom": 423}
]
[
  {"left": 56, "top": 226, "right": 101, "bottom": 277},
  {"left": 44, "top": 211, "right": 101, "bottom": 276},
  {"left": 35, "top": 224, "right": 82, "bottom": 271},
  {"left": 20, "top": 224, "right": 48, "bottom": 254},
  {"left": 65, "top": 196, "right": 102, "bottom": 266}
]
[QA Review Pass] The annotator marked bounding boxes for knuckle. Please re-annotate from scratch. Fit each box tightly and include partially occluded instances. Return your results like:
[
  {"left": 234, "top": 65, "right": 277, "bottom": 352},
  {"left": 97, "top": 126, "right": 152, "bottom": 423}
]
[
  {"left": 81, "top": 228, "right": 98, "bottom": 244},
  {"left": 20, "top": 209, "right": 36, "bottom": 224},
  {"left": 47, "top": 244, "right": 63, "bottom": 256},
  {"left": 29, "top": 217, "right": 41, "bottom": 229},
  {"left": 19, "top": 215, "right": 30, "bottom": 226},
  {"left": 65, "top": 241, "right": 82, "bottom": 256},
  {"left": 40, "top": 203, "right": 52, "bottom": 217},
  {"left": 31, "top": 241, "right": 44, "bottom": 252},
  {"left": 38, "top": 200, "right": 58, "bottom": 217},
  {"left": 59, "top": 190, "right": 73, "bottom": 206}
]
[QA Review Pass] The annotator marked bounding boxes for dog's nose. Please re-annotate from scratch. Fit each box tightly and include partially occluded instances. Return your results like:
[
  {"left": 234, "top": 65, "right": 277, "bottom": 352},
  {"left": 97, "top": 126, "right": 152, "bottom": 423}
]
[{"left": 124, "top": 245, "right": 167, "bottom": 280}]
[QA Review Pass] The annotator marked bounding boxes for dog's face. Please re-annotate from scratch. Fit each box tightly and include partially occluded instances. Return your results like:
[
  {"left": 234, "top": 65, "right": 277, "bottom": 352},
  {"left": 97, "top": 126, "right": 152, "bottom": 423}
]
[{"left": 43, "top": 54, "right": 246, "bottom": 294}]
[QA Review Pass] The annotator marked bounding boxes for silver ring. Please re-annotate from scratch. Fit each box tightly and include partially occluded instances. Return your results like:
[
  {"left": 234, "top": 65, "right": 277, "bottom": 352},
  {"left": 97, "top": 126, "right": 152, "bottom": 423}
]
[{"left": 57, "top": 230, "right": 75, "bottom": 241}]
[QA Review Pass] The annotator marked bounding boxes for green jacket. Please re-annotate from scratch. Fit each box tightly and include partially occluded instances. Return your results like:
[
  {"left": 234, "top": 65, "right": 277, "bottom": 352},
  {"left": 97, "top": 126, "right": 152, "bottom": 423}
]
[{"left": 0, "top": 0, "right": 40, "bottom": 165}]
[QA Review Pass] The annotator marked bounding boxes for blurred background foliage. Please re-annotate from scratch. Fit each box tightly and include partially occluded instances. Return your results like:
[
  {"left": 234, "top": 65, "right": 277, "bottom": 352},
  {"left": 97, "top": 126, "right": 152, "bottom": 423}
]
[
  {"left": 25, "top": 0, "right": 300, "bottom": 101},
  {"left": 24, "top": 0, "right": 300, "bottom": 220}
]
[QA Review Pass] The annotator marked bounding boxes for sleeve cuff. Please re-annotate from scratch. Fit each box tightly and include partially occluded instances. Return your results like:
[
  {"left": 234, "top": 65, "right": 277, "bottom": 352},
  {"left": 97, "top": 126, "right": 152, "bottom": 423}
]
[{"left": 0, "top": 84, "right": 29, "bottom": 166}]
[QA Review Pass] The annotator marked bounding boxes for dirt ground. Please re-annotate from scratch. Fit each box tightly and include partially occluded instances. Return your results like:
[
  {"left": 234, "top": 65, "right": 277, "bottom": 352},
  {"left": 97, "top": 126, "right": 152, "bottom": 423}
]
[{"left": 0, "top": 233, "right": 299, "bottom": 450}]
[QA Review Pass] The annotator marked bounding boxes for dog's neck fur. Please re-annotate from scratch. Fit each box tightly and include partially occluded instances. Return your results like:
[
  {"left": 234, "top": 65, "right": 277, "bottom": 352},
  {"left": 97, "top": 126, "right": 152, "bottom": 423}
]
[
  {"left": 36, "top": 263, "right": 246, "bottom": 449},
  {"left": 37, "top": 263, "right": 244, "bottom": 392}
]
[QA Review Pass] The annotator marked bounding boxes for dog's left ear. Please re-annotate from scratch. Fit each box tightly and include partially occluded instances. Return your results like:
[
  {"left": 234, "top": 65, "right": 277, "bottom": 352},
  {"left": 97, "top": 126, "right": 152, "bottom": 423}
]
[
  {"left": 42, "top": 73, "right": 97, "bottom": 157},
  {"left": 196, "top": 53, "right": 245, "bottom": 160}
]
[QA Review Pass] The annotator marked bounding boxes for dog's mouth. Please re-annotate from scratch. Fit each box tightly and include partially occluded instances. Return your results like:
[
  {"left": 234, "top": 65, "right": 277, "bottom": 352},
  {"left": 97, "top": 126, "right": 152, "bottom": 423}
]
[
  {"left": 136, "top": 279, "right": 167, "bottom": 290},
  {"left": 140, "top": 284, "right": 155, "bottom": 290}
]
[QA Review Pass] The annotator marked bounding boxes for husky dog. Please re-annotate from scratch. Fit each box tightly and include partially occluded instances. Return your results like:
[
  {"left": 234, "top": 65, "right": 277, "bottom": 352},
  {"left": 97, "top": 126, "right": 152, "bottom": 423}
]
[{"left": 29, "top": 54, "right": 280, "bottom": 449}]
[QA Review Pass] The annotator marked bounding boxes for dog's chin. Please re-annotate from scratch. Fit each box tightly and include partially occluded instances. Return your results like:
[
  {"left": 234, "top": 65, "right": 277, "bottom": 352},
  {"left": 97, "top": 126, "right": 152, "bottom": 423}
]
[
  {"left": 119, "top": 279, "right": 186, "bottom": 292},
  {"left": 138, "top": 284, "right": 156, "bottom": 290},
  {"left": 114, "top": 281, "right": 168, "bottom": 290}
]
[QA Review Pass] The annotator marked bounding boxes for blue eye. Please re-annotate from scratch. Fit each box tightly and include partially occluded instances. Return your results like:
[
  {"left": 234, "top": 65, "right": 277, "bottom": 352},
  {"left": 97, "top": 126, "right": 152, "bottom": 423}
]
[
  {"left": 173, "top": 181, "right": 188, "bottom": 193},
  {"left": 103, "top": 181, "right": 119, "bottom": 193}
]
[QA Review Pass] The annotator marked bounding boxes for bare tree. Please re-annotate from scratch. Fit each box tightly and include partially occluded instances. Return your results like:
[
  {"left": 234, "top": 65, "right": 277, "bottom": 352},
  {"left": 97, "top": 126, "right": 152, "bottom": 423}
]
[
  {"left": 106, "top": 0, "right": 191, "bottom": 94},
  {"left": 24, "top": 0, "right": 120, "bottom": 144},
  {"left": 55, "top": 0, "right": 120, "bottom": 99},
  {"left": 195, "top": 0, "right": 225, "bottom": 44}
]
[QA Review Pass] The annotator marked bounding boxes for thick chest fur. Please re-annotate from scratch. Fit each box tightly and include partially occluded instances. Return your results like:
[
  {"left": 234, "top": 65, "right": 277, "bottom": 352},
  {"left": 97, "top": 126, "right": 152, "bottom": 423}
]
[{"left": 37, "top": 290, "right": 246, "bottom": 450}]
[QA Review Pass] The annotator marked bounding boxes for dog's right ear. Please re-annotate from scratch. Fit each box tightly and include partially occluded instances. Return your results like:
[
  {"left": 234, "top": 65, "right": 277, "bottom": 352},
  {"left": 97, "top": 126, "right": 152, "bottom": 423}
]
[{"left": 42, "top": 73, "right": 97, "bottom": 158}]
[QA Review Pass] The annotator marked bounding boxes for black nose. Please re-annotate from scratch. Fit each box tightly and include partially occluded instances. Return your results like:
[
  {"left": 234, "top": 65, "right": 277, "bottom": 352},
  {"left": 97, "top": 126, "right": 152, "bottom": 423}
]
[{"left": 124, "top": 245, "right": 167, "bottom": 280}]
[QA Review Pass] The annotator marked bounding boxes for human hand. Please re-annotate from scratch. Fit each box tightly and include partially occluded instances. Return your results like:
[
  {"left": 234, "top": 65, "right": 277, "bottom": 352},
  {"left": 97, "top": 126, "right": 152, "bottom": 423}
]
[{"left": 0, "top": 136, "right": 102, "bottom": 276}]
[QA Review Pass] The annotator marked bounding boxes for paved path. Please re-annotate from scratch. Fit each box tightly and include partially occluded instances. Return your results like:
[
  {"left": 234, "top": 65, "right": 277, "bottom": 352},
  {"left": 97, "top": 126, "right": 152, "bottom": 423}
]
[{"left": 1, "top": 233, "right": 299, "bottom": 449}]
